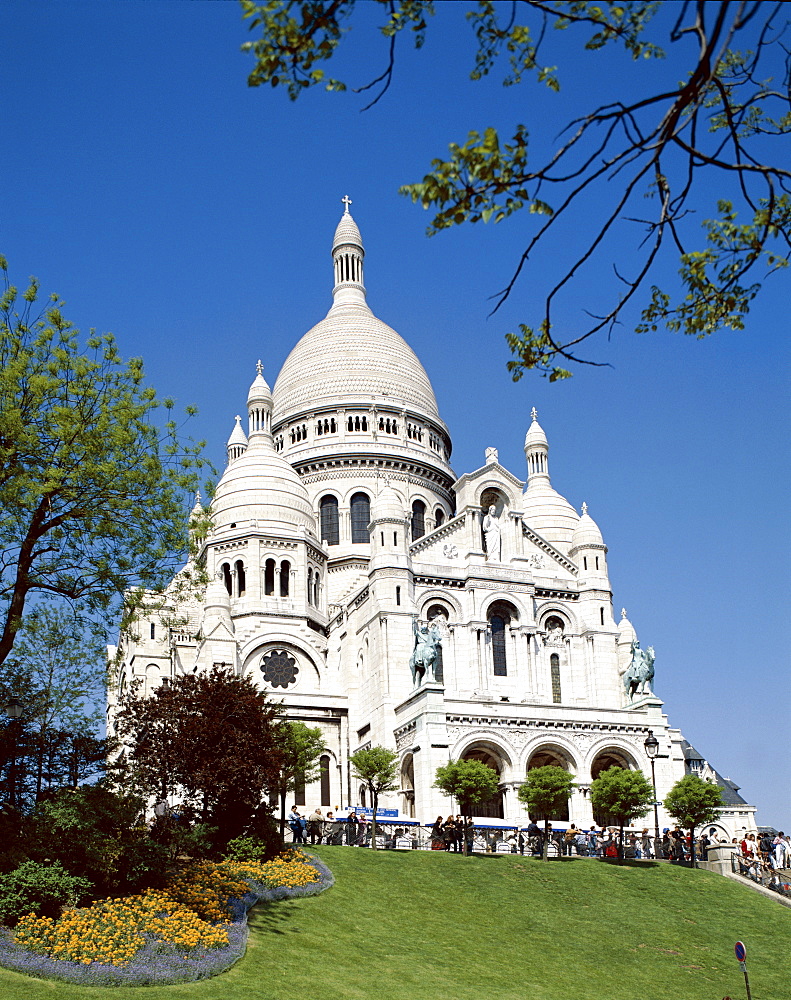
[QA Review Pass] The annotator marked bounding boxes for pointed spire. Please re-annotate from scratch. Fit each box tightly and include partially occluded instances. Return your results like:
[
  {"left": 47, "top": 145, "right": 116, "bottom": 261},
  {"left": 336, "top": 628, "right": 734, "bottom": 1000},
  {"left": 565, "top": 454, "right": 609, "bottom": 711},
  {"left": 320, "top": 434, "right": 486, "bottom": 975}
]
[
  {"left": 331, "top": 197, "right": 367, "bottom": 307},
  {"left": 226, "top": 414, "right": 249, "bottom": 465}
]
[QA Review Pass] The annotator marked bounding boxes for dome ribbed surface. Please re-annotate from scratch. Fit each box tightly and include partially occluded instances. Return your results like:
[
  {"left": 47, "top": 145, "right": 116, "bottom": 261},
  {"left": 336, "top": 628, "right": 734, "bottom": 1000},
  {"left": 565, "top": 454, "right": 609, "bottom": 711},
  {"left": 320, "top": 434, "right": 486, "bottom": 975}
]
[
  {"left": 212, "top": 441, "right": 316, "bottom": 534},
  {"left": 273, "top": 302, "right": 440, "bottom": 420},
  {"left": 333, "top": 212, "right": 363, "bottom": 251},
  {"left": 571, "top": 509, "right": 604, "bottom": 549},
  {"left": 522, "top": 485, "right": 579, "bottom": 552}
]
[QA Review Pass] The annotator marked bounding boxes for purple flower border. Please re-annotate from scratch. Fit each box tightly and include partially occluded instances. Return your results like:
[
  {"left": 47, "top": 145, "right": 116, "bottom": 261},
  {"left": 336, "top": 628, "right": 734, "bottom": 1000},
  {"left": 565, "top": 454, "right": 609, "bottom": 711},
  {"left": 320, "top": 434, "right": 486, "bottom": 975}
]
[{"left": 0, "top": 853, "right": 334, "bottom": 988}]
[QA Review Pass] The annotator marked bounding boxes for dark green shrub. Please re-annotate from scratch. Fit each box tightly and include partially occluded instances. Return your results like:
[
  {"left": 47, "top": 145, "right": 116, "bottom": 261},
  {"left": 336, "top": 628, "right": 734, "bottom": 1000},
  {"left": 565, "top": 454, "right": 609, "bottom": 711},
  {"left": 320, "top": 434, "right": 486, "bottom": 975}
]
[{"left": 0, "top": 861, "right": 92, "bottom": 926}]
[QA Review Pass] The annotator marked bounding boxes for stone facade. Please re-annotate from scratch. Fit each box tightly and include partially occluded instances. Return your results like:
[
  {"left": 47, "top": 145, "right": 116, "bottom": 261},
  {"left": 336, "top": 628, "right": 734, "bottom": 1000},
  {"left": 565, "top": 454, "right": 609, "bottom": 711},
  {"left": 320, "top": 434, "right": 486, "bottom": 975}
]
[{"left": 108, "top": 205, "right": 756, "bottom": 839}]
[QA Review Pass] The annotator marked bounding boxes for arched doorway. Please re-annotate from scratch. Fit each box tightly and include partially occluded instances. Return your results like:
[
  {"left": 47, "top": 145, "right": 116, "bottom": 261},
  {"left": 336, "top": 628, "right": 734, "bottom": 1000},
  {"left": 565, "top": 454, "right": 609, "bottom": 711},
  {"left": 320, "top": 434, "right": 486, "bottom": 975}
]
[
  {"left": 590, "top": 747, "right": 638, "bottom": 826},
  {"left": 461, "top": 746, "right": 505, "bottom": 818},
  {"left": 525, "top": 745, "right": 576, "bottom": 821},
  {"left": 401, "top": 754, "right": 415, "bottom": 818}
]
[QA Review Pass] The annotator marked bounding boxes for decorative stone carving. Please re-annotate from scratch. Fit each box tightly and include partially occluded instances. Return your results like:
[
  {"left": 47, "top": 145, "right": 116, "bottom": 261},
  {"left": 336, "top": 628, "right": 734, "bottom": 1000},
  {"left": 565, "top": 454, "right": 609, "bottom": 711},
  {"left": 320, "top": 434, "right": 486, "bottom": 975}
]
[
  {"left": 483, "top": 505, "right": 502, "bottom": 562},
  {"left": 443, "top": 542, "right": 458, "bottom": 559},
  {"left": 485, "top": 447, "right": 498, "bottom": 465},
  {"left": 528, "top": 553, "right": 545, "bottom": 569}
]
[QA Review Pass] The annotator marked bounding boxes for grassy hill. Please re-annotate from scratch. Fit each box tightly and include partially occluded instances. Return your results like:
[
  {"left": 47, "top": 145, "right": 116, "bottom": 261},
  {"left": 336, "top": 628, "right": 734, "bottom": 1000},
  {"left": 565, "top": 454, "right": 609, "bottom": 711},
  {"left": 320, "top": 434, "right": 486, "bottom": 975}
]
[{"left": 0, "top": 847, "right": 789, "bottom": 1000}]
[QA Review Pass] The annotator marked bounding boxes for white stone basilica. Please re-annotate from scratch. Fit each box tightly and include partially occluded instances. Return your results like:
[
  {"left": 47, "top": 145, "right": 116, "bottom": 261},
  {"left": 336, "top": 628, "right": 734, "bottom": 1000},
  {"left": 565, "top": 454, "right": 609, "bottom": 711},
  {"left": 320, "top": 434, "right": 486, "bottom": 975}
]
[{"left": 109, "top": 204, "right": 756, "bottom": 839}]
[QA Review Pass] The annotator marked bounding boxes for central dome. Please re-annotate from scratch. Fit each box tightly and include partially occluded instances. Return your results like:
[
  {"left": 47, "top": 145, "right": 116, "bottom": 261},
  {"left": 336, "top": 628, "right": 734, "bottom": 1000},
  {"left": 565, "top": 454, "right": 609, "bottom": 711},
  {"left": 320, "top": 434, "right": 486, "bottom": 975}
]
[
  {"left": 273, "top": 302, "right": 440, "bottom": 420},
  {"left": 273, "top": 204, "right": 440, "bottom": 424}
]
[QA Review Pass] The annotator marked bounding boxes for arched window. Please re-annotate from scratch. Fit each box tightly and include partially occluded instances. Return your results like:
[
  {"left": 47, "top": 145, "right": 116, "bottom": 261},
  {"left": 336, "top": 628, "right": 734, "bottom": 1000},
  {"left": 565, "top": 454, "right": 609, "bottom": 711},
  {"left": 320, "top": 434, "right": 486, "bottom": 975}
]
[
  {"left": 222, "top": 563, "right": 232, "bottom": 596},
  {"left": 491, "top": 615, "right": 508, "bottom": 676},
  {"left": 434, "top": 507, "right": 445, "bottom": 528},
  {"left": 235, "top": 560, "right": 246, "bottom": 598},
  {"left": 350, "top": 492, "right": 370, "bottom": 543},
  {"left": 280, "top": 560, "right": 290, "bottom": 597},
  {"left": 320, "top": 495, "right": 339, "bottom": 546},
  {"left": 295, "top": 776, "right": 305, "bottom": 806},
  {"left": 320, "top": 754, "right": 331, "bottom": 806},
  {"left": 411, "top": 499, "right": 426, "bottom": 541},
  {"left": 313, "top": 572, "right": 320, "bottom": 608},
  {"left": 264, "top": 558, "right": 275, "bottom": 597},
  {"left": 550, "top": 653, "right": 562, "bottom": 703},
  {"left": 150, "top": 622, "right": 156, "bottom": 640},
  {"left": 488, "top": 602, "right": 516, "bottom": 677},
  {"left": 307, "top": 567, "right": 313, "bottom": 606},
  {"left": 359, "top": 786, "right": 367, "bottom": 808}
]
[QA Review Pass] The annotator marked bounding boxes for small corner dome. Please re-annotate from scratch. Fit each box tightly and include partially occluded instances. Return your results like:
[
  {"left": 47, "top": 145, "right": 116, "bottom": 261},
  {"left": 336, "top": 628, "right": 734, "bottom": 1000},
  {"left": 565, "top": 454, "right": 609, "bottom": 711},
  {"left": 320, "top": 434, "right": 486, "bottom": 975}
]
[
  {"left": 617, "top": 610, "right": 637, "bottom": 645},
  {"left": 371, "top": 483, "right": 405, "bottom": 521},
  {"left": 212, "top": 447, "right": 316, "bottom": 535},
  {"left": 571, "top": 505, "right": 604, "bottom": 549}
]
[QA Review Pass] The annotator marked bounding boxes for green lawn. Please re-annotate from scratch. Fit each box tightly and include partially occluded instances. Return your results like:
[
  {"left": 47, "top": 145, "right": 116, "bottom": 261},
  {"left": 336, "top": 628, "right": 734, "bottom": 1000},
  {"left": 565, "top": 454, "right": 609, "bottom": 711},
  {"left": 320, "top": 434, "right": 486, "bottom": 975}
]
[{"left": 0, "top": 848, "right": 789, "bottom": 1000}]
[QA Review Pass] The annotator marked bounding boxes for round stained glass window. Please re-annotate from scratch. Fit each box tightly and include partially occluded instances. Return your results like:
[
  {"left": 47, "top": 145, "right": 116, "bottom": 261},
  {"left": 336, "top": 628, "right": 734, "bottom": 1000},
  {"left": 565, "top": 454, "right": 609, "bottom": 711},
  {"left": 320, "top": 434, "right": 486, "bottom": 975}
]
[{"left": 261, "top": 649, "right": 299, "bottom": 689}]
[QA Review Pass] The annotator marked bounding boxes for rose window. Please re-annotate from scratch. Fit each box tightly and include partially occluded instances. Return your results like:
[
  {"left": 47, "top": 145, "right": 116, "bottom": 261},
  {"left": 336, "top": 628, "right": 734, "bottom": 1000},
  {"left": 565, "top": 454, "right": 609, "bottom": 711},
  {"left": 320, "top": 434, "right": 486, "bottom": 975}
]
[{"left": 261, "top": 650, "right": 299, "bottom": 689}]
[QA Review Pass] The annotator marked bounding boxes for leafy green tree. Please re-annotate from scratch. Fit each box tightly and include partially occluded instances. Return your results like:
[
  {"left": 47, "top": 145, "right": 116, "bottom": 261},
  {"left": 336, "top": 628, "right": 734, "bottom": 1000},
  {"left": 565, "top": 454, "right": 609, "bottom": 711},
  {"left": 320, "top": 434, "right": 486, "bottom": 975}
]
[
  {"left": 664, "top": 774, "right": 724, "bottom": 868},
  {"left": 590, "top": 766, "right": 654, "bottom": 860},
  {"left": 115, "top": 666, "right": 283, "bottom": 847},
  {"left": 241, "top": 1, "right": 791, "bottom": 380},
  {"left": 517, "top": 765, "right": 576, "bottom": 860},
  {"left": 349, "top": 746, "right": 398, "bottom": 850},
  {"left": 0, "top": 606, "right": 108, "bottom": 800},
  {"left": 434, "top": 758, "right": 500, "bottom": 854},
  {"left": 0, "top": 256, "right": 208, "bottom": 668},
  {"left": 274, "top": 720, "right": 326, "bottom": 837},
  {"left": 24, "top": 785, "right": 163, "bottom": 895}
]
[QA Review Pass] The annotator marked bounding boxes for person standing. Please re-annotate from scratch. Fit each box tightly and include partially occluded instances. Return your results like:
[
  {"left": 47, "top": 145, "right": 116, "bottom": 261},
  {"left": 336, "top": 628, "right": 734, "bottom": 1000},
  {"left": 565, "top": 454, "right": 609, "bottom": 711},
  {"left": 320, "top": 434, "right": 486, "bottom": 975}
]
[
  {"left": 443, "top": 815, "right": 456, "bottom": 852},
  {"left": 430, "top": 815, "right": 444, "bottom": 850},
  {"left": 288, "top": 805, "right": 304, "bottom": 844},
  {"left": 307, "top": 808, "right": 324, "bottom": 845},
  {"left": 454, "top": 815, "right": 465, "bottom": 853},
  {"left": 346, "top": 809, "right": 359, "bottom": 846}
]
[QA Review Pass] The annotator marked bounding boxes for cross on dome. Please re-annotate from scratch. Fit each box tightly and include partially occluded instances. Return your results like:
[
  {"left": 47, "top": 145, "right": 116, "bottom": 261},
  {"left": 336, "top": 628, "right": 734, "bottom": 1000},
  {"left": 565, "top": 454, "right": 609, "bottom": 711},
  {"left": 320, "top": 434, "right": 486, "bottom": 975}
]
[
  {"left": 256, "top": 359, "right": 264, "bottom": 376},
  {"left": 531, "top": 406, "right": 538, "bottom": 421},
  {"left": 341, "top": 195, "right": 352, "bottom": 214},
  {"left": 621, "top": 608, "right": 628, "bottom": 619},
  {"left": 581, "top": 501, "right": 588, "bottom": 515}
]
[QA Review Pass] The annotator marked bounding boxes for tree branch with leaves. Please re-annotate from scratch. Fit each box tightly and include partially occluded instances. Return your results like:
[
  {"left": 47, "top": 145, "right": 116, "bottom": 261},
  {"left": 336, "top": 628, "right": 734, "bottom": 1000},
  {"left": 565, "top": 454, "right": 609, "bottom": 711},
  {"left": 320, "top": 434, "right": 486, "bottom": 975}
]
[{"left": 241, "top": 0, "right": 790, "bottom": 380}]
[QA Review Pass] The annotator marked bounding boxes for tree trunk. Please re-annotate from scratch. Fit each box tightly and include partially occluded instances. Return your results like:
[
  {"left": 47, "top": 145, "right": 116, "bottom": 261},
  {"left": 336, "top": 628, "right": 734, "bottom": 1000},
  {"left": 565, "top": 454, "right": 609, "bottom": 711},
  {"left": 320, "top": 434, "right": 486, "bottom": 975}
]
[
  {"left": 543, "top": 819, "right": 549, "bottom": 861},
  {"left": 371, "top": 788, "right": 378, "bottom": 850},
  {"left": 690, "top": 825, "right": 696, "bottom": 869},
  {"left": 618, "top": 822, "right": 624, "bottom": 861},
  {"left": 279, "top": 789, "right": 286, "bottom": 839}
]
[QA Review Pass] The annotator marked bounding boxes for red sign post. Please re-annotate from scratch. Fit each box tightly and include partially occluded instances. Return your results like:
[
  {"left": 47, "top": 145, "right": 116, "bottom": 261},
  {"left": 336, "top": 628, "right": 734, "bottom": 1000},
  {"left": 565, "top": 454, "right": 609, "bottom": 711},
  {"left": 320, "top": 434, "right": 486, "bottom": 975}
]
[{"left": 734, "top": 941, "right": 752, "bottom": 1000}]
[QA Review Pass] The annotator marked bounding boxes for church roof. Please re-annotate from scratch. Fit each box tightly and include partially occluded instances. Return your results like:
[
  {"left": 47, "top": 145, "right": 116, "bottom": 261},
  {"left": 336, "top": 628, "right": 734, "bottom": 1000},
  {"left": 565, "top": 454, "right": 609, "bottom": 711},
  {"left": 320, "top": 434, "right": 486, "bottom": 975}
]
[{"left": 273, "top": 205, "right": 441, "bottom": 424}]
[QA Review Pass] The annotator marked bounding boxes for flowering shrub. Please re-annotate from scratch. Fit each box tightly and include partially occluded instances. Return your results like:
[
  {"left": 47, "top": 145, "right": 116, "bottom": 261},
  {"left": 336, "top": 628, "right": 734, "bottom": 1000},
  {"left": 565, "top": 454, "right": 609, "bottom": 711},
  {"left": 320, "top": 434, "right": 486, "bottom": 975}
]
[{"left": 0, "top": 849, "right": 332, "bottom": 987}]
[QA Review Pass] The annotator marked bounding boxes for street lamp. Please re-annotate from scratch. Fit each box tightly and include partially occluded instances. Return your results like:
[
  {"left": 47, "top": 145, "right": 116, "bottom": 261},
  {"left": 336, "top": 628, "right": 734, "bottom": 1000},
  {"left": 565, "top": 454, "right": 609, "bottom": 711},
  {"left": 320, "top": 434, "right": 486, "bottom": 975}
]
[
  {"left": 5, "top": 696, "right": 24, "bottom": 808},
  {"left": 644, "top": 731, "right": 661, "bottom": 858}
]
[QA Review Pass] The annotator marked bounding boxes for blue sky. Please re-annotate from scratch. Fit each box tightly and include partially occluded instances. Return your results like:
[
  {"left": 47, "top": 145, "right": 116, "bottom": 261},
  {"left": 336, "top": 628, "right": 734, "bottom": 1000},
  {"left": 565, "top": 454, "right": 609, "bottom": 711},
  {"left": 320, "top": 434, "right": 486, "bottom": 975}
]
[{"left": 2, "top": 2, "right": 788, "bottom": 829}]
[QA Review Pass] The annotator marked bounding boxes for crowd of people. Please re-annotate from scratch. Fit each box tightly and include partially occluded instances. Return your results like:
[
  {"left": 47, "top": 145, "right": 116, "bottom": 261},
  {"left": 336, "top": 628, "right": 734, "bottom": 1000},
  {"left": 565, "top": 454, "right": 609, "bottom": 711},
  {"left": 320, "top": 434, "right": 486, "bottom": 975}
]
[
  {"left": 285, "top": 805, "right": 790, "bottom": 883},
  {"left": 735, "top": 830, "right": 790, "bottom": 894}
]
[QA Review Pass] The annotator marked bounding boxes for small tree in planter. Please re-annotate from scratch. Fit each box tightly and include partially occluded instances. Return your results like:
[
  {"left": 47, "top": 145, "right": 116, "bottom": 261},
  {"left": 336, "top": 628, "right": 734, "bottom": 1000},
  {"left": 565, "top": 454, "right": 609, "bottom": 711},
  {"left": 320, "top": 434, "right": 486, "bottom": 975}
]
[
  {"left": 349, "top": 746, "right": 398, "bottom": 850},
  {"left": 590, "top": 767, "right": 654, "bottom": 861},
  {"left": 433, "top": 759, "right": 500, "bottom": 855},
  {"left": 518, "top": 766, "right": 576, "bottom": 860},
  {"left": 664, "top": 775, "right": 724, "bottom": 868}
]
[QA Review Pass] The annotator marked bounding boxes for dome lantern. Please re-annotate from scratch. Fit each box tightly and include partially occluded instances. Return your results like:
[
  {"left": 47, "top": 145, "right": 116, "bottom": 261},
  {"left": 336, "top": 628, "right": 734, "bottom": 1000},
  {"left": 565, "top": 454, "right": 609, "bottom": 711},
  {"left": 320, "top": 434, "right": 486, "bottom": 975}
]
[
  {"left": 332, "top": 195, "right": 366, "bottom": 307},
  {"left": 247, "top": 360, "right": 273, "bottom": 442}
]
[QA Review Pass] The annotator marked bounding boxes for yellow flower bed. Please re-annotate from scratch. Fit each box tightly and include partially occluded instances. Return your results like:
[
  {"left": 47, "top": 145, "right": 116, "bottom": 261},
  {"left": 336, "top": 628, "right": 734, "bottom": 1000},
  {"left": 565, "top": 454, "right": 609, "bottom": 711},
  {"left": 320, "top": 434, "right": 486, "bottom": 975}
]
[{"left": 13, "top": 850, "right": 318, "bottom": 968}]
